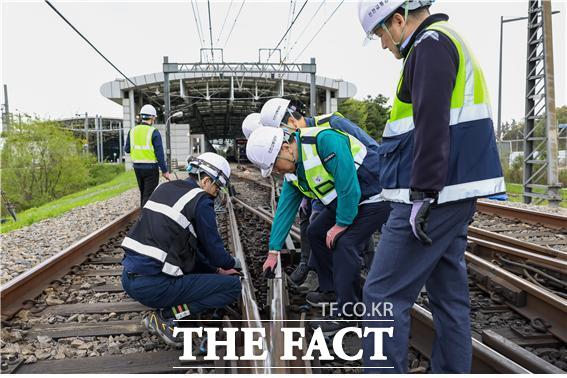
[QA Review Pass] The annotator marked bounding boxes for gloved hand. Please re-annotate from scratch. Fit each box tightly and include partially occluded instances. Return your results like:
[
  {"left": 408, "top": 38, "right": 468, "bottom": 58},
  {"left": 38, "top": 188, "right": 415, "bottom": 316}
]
[
  {"left": 409, "top": 199, "right": 434, "bottom": 245},
  {"left": 218, "top": 268, "right": 243, "bottom": 277},
  {"left": 326, "top": 224, "right": 348, "bottom": 250},
  {"left": 262, "top": 251, "right": 279, "bottom": 279},
  {"left": 233, "top": 256, "right": 242, "bottom": 271},
  {"left": 299, "top": 198, "right": 310, "bottom": 216}
]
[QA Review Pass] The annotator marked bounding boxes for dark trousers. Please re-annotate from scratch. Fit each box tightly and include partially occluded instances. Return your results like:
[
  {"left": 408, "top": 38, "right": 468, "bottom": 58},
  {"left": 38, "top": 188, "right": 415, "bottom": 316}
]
[
  {"left": 121, "top": 270, "right": 241, "bottom": 317},
  {"left": 299, "top": 204, "right": 312, "bottom": 265},
  {"left": 362, "top": 200, "right": 477, "bottom": 373},
  {"left": 134, "top": 168, "right": 159, "bottom": 207},
  {"left": 307, "top": 201, "right": 391, "bottom": 312}
]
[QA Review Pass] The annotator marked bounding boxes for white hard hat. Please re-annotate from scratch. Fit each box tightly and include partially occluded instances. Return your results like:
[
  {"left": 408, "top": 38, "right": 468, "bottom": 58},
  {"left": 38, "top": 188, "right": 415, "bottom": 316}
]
[
  {"left": 139, "top": 104, "right": 157, "bottom": 117},
  {"left": 187, "top": 152, "right": 231, "bottom": 188},
  {"left": 358, "top": 0, "right": 435, "bottom": 43},
  {"left": 246, "top": 127, "right": 285, "bottom": 178},
  {"left": 242, "top": 113, "right": 263, "bottom": 139},
  {"left": 260, "top": 98, "right": 292, "bottom": 128}
]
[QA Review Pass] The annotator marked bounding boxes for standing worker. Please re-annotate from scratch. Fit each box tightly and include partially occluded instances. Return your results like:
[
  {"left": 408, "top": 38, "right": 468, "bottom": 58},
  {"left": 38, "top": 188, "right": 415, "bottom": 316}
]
[
  {"left": 124, "top": 104, "right": 171, "bottom": 207},
  {"left": 246, "top": 125, "right": 390, "bottom": 335},
  {"left": 259, "top": 98, "right": 388, "bottom": 287},
  {"left": 358, "top": 0, "right": 505, "bottom": 372},
  {"left": 121, "top": 152, "right": 242, "bottom": 348}
]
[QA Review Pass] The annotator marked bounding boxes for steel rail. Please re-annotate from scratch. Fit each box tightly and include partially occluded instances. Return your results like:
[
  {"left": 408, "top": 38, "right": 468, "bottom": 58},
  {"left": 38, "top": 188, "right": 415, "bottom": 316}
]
[
  {"left": 236, "top": 202, "right": 542, "bottom": 373},
  {"left": 468, "top": 226, "right": 567, "bottom": 260},
  {"left": 477, "top": 200, "right": 567, "bottom": 230},
  {"left": 224, "top": 194, "right": 270, "bottom": 373},
  {"left": 0, "top": 208, "right": 140, "bottom": 320},
  {"left": 410, "top": 305, "right": 530, "bottom": 373},
  {"left": 466, "top": 252, "right": 567, "bottom": 343},
  {"left": 468, "top": 234, "right": 567, "bottom": 272}
]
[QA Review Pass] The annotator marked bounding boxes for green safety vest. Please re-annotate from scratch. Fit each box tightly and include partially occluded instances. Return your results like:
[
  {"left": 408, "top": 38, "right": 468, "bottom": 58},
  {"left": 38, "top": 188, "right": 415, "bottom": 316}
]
[
  {"left": 381, "top": 21, "right": 505, "bottom": 204},
  {"left": 287, "top": 127, "right": 367, "bottom": 205},
  {"left": 130, "top": 124, "right": 157, "bottom": 163},
  {"left": 387, "top": 21, "right": 491, "bottom": 137}
]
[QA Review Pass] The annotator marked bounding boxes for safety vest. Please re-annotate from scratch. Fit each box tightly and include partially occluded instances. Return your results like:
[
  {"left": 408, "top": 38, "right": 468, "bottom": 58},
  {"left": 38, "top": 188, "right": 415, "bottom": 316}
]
[
  {"left": 287, "top": 127, "right": 367, "bottom": 205},
  {"left": 380, "top": 21, "right": 505, "bottom": 204},
  {"left": 130, "top": 124, "right": 157, "bottom": 163},
  {"left": 121, "top": 180, "right": 207, "bottom": 276},
  {"left": 314, "top": 112, "right": 345, "bottom": 127}
]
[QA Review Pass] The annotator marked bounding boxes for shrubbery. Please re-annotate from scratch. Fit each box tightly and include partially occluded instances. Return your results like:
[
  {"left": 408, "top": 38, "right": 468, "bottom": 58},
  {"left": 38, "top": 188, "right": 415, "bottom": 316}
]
[{"left": 1, "top": 120, "right": 124, "bottom": 217}]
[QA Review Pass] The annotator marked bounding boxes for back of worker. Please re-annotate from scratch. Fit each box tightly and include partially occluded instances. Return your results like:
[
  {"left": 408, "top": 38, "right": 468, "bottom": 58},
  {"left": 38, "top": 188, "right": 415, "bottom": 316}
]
[
  {"left": 310, "top": 112, "right": 382, "bottom": 201},
  {"left": 121, "top": 153, "right": 241, "bottom": 349}
]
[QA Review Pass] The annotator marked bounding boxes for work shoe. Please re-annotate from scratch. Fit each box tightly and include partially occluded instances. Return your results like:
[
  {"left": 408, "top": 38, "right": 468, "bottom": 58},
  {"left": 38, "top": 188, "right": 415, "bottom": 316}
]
[
  {"left": 289, "top": 262, "right": 310, "bottom": 286},
  {"left": 310, "top": 314, "right": 359, "bottom": 337},
  {"left": 296, "top": 270, "right": 319, "bottom": 294},
  {"left": 306, "top": 291, "right": 336, "bottom": 308},
  {"left": 143, "top": 311, "right": 183, "bottom": 348}
]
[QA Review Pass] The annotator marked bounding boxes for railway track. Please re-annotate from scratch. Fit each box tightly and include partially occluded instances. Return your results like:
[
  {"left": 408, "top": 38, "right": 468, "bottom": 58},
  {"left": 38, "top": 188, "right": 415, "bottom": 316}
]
[{"left": 1, "top": 171, "right": 565, "bottom": 373}]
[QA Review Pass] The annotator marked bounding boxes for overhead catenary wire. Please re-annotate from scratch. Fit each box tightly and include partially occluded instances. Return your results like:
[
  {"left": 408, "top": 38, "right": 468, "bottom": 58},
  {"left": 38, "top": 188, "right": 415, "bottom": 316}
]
[
  {"left": 43, "top": 0, "right": 136, "bottom": 88},
  {"left": 283, "top": 0, "right": 297, "bottom": 57},
  {"left": 222, "top": 0, "right": 246, "bottom": 49},
  {"left": 207, "top": 0, "right": 215, "bottom": 61},
  {"left": 190, "top": 0, "right": 205, "bottom": 49},
  {"left": 293, "top": 0, "right": 344, "bottom": 62},
  {"left": 194, "top": 0, "right": 208, "bottom": 50},
  {"left": 282, "top": 0, "right": 327, "bottom": 63},
  {"left": 215, "top": 0, "right": 234, "bottom": 45},
  {"left": 267, "top": 0, "right": 309, "bottom": 62}
]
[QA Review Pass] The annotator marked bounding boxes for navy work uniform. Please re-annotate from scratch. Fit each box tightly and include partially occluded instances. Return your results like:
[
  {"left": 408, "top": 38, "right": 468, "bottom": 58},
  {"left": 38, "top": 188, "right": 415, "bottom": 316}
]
[
  {"left": 270, "top": 127, "right": 390, "bottom": 316},
  {"left": 362, "top": 15, "right": 505, "bottom": 373},
  {"left": 304, "top": 112, "right": 389, "bottom": 268},
  {"left": 121, "top": 178, "right": 241, "bottom": 318}
]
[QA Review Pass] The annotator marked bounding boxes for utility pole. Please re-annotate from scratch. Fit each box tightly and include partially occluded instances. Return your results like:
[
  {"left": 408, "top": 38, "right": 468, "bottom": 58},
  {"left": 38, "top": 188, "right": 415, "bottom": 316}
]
[
  {"left": 163, "top": 56, "right": 172, "bottom": 171},
  {"left": 2, "top": 84, "right": 9, "bottom": 132},
  {"left": 84, "top": 112, "right": 89, "bottom": 154},
  {"left": 523, "top": 0, "right": 561, "bottom": 206}
]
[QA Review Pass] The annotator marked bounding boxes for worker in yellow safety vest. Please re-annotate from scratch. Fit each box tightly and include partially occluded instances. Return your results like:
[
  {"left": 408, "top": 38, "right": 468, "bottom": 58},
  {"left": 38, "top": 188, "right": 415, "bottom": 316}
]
[{"left": 125, "top": 104, "right": 171, "bottom": 206}]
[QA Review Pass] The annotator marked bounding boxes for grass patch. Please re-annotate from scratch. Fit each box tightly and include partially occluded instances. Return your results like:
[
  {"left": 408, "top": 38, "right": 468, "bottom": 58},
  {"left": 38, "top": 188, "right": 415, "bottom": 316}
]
[
  {"left": 505, "top": 183, "right": 567, "bottom": 208},
  {"left": 1, "top": 171, "right": 137, "bottom": 234}
]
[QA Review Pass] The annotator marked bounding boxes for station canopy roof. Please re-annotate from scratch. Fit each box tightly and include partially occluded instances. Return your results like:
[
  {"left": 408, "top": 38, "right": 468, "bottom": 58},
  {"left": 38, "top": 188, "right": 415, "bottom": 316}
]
[{"left": 101, "top": 69, "right": 356, "bottom": 141}]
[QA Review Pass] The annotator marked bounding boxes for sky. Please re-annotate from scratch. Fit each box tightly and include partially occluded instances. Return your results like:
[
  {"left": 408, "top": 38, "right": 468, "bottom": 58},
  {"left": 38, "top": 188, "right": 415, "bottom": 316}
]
[{"left": 1, "top": 0, "right": 566, "bottom": 127}]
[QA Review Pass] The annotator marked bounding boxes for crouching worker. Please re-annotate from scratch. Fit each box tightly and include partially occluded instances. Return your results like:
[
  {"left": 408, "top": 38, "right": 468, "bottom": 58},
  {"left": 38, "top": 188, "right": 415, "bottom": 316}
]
[
  {"left": 120, "top": 152, "right": 242, "bottom": 348},
  {"left": 246, "top": 126, "right": 390, "bottom": 335}
]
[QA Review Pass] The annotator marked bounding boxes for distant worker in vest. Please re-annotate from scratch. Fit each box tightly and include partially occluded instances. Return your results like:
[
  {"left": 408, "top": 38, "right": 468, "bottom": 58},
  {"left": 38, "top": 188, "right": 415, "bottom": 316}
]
[
  {"left": 358, "top": 0, "right": 505, "bottom": 372},
  {"left": 121, "top": 152, "right": 242, "bottom": 348},
  {"left": 124, "top": 104, "right": 171, "bottom": 207},
  {"left": 260, "top": 98, "right": 389, "bottom": 288},
  {"left": 246, "top": 124, "right": 390, "bottom": 336}
]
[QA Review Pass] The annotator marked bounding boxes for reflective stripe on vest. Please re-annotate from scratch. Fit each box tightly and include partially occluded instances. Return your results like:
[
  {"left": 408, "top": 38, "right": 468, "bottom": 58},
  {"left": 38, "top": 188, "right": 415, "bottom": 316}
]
[
  {"left": 380, "top": 22, "right": 504, "bottom": 204},
  {"left": 121, "top": 187, "right": 204, "bottom": 277},
  {"left": 288, "top": 127, "right": 367, "bottom": 205},
  {"left": 130, "top": 124, "right": 157, "bottom": 163},
  {"left": 314, "top": 112, "right": 345, "bottom": 128}
]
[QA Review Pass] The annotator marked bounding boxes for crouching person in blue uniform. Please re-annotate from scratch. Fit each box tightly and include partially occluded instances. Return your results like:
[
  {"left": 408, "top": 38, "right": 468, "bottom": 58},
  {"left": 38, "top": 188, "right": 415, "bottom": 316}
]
[
  {"left": 121, "top": 152, "right": 242, "bottom": 348},
  {"left": 358, "top": 0, "right": 505, "bottom": 373},
  {"left": 246, "top": 126, "right": 391, "bottom": 336}
]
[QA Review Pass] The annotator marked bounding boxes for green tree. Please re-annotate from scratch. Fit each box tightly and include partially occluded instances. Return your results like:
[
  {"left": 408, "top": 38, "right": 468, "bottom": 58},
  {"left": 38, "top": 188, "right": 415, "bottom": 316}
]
[
  {"left": 1, "top": 120, "right": 90, "bottom": 212},
  {"left": 339, "top": 95, "right": 390, "bottom": 141}
]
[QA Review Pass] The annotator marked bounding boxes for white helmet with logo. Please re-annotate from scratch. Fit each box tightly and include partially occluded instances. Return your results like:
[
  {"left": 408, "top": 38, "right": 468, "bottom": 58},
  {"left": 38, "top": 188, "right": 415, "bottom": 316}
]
[
  {"left": 246, "top": 127, "right": 285, "bottom": 177},
  {"left": 242, "top": 113, "right": 263, "bottom": 139},
  {"left": 358, "top": 0, "right": 435, "bottom": 43},
  {"left": 260, "top": 98, "right": 292, "bottom": 128},
  {"left": 139, "top": 104, "right": 157, "bottom": 118},
  {"left": 187, "top": 152, "right": 231, "bottom": 188}
]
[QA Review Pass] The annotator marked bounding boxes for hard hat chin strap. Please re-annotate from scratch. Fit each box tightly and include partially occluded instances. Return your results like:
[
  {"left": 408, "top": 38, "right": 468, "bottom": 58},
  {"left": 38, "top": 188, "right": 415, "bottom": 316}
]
[{"left": 381, "top": 4, "right": 410, "bottom": 55}]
